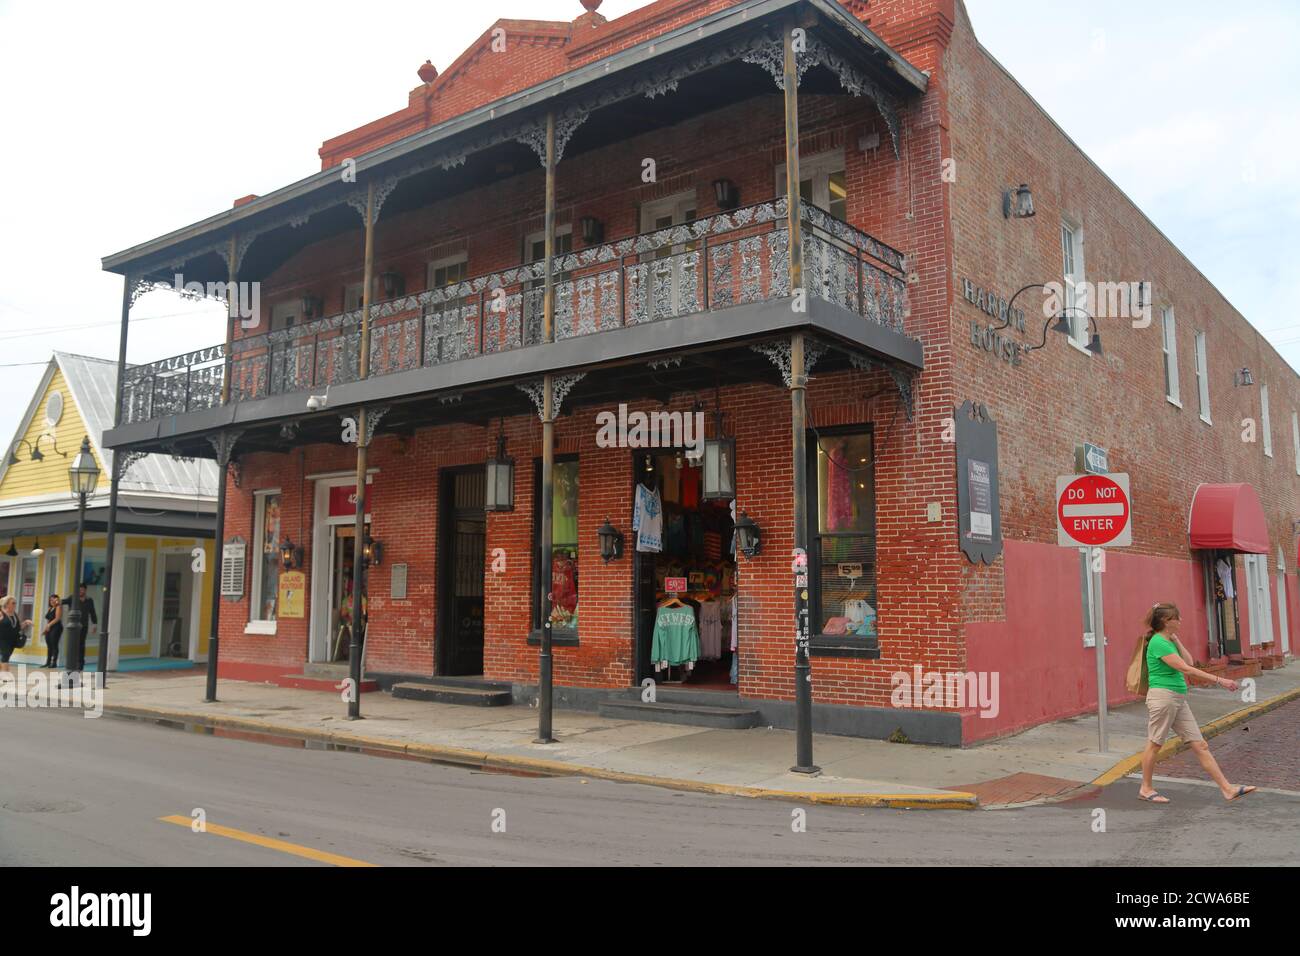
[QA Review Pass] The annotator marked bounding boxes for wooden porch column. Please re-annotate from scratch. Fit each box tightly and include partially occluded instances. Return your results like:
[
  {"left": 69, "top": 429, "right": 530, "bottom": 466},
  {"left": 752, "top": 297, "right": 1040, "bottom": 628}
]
[
  {"left": 537, "top": 111, "right": 558, "bottom": 744},
  {"left": 348, "top": 180, "right": 376, "bottom": 720},
  {"left": 784, "top": 24, "right": 818, "bottom": 774}
]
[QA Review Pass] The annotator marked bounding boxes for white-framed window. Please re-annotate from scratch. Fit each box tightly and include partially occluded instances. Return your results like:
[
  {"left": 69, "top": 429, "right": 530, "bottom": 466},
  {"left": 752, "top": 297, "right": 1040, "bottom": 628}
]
[
  {"left": 1195, "top": 331, "right": 1211, "bottom": 424},
  {"left": 1292, "top": 411, "right": 1300, "bottom": 476},
  {"left": 1060, "top": 220, "right": 1089, "bottom": 350},
  {"left": 1243, "top": 552, "right": 1274, "bottom": 646},
  {"left": 776, "top": 149, "right": 847, "bottom": 220},
  {"left": 638, "top": 192, "right": 700, "bottom": 317},
  {"left": 639, "top": 192, "right": 698, "bottom": 244},
  {"left": 525, "top": 224, "right": 574, "bottom": 266},
  {"left": 250, "top": 489, "right": 283, "bottom": 627},
  {"left": 1161, "top": 308, "right": 1181, "bottom": 406},
  {"left": 426, "top": 253, "right": 469, "bottom": 291},
  {"left": 1277, "top": 546, "right": 1291, "bottom": 656},
  {"left": 1261, "top": 383, "right": 1273, "bottom": 457}
]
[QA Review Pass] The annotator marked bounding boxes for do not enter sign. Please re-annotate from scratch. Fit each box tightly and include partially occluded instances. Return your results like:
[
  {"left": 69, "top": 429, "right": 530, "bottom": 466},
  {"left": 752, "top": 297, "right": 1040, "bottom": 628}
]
[{"left": 1056, "top": 472, "right": 1132, "bottom": 548}]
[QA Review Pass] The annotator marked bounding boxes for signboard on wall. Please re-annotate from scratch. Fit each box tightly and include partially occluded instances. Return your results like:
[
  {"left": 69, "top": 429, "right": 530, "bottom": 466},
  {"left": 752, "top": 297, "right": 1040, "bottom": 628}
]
[
  {"left": 328, "top": 485, "right": 375, "bottom": 517},
  {"left": 278, "top": 570, "right": 306, "bottom": 618},
  {"left": 220, "top": 538, "right": 246, "bottom": 599},
  {"left": 954, "top": 401, "right": 1002, "bottom": 564}
]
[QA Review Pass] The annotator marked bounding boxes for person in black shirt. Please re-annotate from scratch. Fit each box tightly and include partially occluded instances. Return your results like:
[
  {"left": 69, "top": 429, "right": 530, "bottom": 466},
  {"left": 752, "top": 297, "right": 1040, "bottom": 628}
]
[
  {"left": 62, "top": 584, "right": 98, "bottom": 669},
  {"left": 0, "top": 595, "right": 32, "bottom": 674},
  {"left": 42, "top": 593, "right": 64, "bottom": 668}
]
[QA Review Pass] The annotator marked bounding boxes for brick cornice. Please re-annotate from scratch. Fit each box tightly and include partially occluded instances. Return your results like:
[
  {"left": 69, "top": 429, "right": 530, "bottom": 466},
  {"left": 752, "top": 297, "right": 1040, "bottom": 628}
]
[{"left": 566, "top": 0, "right": 712, "bottom": 61}]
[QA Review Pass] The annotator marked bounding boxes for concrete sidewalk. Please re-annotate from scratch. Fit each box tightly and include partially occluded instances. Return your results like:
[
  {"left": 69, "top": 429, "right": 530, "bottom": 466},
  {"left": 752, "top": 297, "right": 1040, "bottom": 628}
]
[{"left": 70, "top": 662, "right": 1300, "bottom": 808}]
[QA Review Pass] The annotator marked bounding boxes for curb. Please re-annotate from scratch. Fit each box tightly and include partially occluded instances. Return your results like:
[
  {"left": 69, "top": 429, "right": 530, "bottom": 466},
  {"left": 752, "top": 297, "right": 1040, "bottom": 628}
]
[
  {"left": 102, "top": 702, "right": 977, "bottom": 810},
  {"left": 1091, "top": 684, "right": 1300, "bottom": 788}
]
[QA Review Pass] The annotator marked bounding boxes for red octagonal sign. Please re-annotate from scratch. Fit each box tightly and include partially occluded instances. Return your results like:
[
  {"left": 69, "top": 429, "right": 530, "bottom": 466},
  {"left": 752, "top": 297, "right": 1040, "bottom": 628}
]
[{"left": 1056, "top": 472, "right": 1131, "bottom": 548}]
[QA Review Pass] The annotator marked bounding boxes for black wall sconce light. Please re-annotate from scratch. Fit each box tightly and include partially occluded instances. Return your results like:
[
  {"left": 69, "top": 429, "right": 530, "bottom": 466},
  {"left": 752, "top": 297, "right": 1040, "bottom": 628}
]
[
  {"left": 713, "top": 178, "right": 741, "bottom": 211},
  {"left": 597, "top": 517, "right": 624, "bottom": 563},
  {"left": 733, "top": 511, "right": 762, "bottom": 557},
  {"left": 1003, "top": 183, "right": 1036, "bottom": 219},
  {"left": 362, "top": 533, "right": 383, "bottom": 568},
  {"left": 579, "top": 216, "right": 605, "bottom": 245},
  {"left": 380, "top": 270, "right": 405, "bottom": 300},
  {"left": 280, "top": 536, "right": 304, "bottom": 571},
  {"left": 1234, "top": 368, "right": 1255, "bottom": 387}
]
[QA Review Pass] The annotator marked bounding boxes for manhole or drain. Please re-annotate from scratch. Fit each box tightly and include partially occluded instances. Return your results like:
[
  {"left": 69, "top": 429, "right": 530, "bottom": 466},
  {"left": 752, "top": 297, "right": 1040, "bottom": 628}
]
[{"left": 3, "top": 798, "right": 85, "bottom": 814}]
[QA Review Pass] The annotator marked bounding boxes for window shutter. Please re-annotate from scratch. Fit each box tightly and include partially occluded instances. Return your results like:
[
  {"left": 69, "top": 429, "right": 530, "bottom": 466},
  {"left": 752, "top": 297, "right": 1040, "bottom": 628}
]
[{"left": 221, "top": 538, "right": 246, "bottom": 599}]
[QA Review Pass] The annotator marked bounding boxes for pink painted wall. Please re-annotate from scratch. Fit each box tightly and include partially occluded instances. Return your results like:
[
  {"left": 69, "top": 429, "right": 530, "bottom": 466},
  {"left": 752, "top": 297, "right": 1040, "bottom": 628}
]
[{"left": 965, "top": 540, "right": 1209, "bottom": 741}]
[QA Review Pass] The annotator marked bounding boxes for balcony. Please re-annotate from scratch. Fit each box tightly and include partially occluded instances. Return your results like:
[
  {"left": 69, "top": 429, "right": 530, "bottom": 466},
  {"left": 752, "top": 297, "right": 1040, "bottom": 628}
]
[{"left": 120, "top": 198, "right": 910, "bottom": 428}]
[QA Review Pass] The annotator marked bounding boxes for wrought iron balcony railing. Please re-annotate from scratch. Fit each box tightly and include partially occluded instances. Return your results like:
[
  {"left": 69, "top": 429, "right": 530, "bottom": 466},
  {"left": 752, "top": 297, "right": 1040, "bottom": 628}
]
[{"left": 121, "top": 198, "right": 908, "bottom": 427}]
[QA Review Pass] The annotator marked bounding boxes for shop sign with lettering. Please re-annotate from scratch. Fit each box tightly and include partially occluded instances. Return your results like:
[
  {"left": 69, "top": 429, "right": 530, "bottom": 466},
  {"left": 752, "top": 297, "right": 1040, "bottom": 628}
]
[{"left": 963, "top": 277, "right": 1027, "bottom": 367}]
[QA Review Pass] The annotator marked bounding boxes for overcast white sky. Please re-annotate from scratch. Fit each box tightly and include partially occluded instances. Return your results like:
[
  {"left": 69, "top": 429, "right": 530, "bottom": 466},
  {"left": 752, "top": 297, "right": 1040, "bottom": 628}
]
[{"left": 1, "top": 0, "right": 1297, "bottom": 446}]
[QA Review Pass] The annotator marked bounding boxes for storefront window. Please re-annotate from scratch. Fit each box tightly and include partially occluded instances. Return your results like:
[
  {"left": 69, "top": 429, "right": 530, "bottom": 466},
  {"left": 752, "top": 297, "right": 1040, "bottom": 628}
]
[
  {"left": 533, "top": 458, "right": 579, "bottom": 632},
  {"left": 252, "top": 491, "right": 282, "bottom": 622},
  {"left": 809, "top": 431, "right": 877, "bottom": 637}
]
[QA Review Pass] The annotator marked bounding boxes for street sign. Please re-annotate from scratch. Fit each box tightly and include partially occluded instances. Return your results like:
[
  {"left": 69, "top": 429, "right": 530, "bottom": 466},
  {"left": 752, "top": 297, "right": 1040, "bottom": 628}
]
[
  {"left": 1056, "top": 473, "right": 1131, "bottom": 548},
  {"left": 1075, "top": 442, "right": 1109, "bottom": 475}
]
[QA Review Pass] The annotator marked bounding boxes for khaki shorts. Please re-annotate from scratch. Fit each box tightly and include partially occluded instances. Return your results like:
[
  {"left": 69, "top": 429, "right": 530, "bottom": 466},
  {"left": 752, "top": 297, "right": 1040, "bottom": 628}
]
[{"left": 1146, "top": 688, "right": 1204, "bottom": 745}]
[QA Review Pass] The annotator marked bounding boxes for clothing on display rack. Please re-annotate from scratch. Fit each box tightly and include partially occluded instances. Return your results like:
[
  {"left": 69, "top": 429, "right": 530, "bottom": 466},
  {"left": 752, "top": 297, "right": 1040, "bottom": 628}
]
[
  {"left": 1216, "top": 557, "right": 1235, "bottom": 599},
  {"left": 699, "top": 599, "right": 723, "bottom": 660},
  {"left": 651, "top": 600, "right": 701, "bottom": 669},
  {"left": 633, "top": 483, "right": 663, "bottom": 553},
  {"left": 680, "top": 467, "right": 701, "bottom": 509}
]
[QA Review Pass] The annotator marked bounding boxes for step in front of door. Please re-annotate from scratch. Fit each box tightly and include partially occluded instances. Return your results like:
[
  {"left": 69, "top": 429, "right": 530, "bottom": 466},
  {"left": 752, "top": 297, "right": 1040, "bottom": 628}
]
[
  {"left": 391, "top": 681, "right": 512, "bottom": 707},
  {"left": 598, "top": 698, "right": 760, "bottom": 730}
]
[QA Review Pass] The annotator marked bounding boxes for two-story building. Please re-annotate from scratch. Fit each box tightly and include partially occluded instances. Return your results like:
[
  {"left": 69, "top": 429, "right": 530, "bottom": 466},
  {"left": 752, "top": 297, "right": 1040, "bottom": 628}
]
[{"left": 99, "top": 0, "right": 1296, "bottom": 746}]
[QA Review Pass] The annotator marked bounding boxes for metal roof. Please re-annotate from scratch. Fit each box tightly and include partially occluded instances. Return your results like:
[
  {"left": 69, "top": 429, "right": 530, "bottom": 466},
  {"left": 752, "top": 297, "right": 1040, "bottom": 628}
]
[{"left": 54, "top": 352, "right": 218, "bottom": 499}]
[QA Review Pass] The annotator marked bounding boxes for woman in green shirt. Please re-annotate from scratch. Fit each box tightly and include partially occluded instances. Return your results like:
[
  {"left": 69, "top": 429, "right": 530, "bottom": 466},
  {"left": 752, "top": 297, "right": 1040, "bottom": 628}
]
[{"left": 1138, "top": 603, "right": 1256, "bottom": 804}]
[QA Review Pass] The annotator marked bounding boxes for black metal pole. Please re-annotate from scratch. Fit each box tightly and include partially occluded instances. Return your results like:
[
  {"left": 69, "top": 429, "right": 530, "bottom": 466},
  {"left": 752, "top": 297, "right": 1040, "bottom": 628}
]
[
  {"left": 536, "top": 110, "right": 557, "bottom": 744},
  {"left": 65, "top": 492, "right": 88, "bottom": 685},
  {"left": 99, "top": 274, "right": 133, "bottom": 688},
  {"left": 204, "top": 444, "right": 230, "bottom": 703},
  {"left": 348, "top": 409, "right": 367, "bottom": 720}
]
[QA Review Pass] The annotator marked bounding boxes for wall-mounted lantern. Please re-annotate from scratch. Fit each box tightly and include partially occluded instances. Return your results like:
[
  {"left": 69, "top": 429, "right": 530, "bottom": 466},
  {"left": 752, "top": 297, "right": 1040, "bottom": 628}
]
[
  {"left": 380, "top": 270, "right": 405, "bottom": 300},
  {"left": 280, "top": 536, "right": 304, "bottom": 571},
  {"left": 702, "top": 409, "right": 735, "bottom": 501},
  {"left": 733, "top": 511, "right": 762, "bottom": 558},
  {"left": 597, "top": 517, "right": 624, "bottom": 563},
  {"left": 362, "top": 533, "right": 383, "bottom": 568},
  {"left": 713, "top": 178, "right": 741, "bottom": 211},
  {"left": 1234, "top": 368, "right": 1255, "bottom": 387},
  {"left": 485, "top": 425, "right": 515, "bottom": 512},
  {"left": 1003, "top": 183, "right": 1035, "bottom": 219},
  {"left": 579, "top": 216, "right": 605, "bottom": 245}
]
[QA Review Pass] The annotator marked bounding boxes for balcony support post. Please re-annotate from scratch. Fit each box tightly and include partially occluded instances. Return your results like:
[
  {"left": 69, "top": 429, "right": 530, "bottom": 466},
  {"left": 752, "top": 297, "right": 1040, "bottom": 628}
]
[
  {"left": 98, "top": 274, "right": 133, "bottom": 686},
  {"left": 221, "top": 234, "right": 237, "bottom": 404},
  {"left": 784, "top": 23, "right": 818, "bottom": 776},
  {"left": 537, "top": 110, "right": 557, "bottom": 745},
  {"left": 347, "top": 180, "right": 377, "bottom": 720}
]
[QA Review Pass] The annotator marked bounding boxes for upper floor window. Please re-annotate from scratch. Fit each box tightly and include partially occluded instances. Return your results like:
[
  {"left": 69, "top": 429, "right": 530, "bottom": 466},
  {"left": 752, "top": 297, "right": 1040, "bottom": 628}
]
[
  {"left": 427, "top": 254, "right": 469, "bottom": 291},
  {"left": 1292, "top": 411, "right": 1299, "bottom": 476},
  {"left": 1060, "top": 221, "right": 1088, "bottom": 349},
  {"left": 1195, "top": 330, "right": 1211, "bottom": 424},
  {"left": 270, "top": 301, "right": 298, "bottom": 334},
  {"left": 1261, "top": 383, "right": 1273, "bottom": 457},
  {"left": 777, "top": 149, "right": 847, "bottom": 221},
  {"left": 1161, "top": 308, "right": 1181, "bottom": 406}
]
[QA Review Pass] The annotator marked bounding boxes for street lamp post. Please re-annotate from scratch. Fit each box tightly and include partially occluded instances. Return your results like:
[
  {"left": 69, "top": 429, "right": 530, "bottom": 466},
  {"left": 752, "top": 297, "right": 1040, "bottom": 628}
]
[{"left": 64, "top": 436, "right": 100, "bottom": 683}]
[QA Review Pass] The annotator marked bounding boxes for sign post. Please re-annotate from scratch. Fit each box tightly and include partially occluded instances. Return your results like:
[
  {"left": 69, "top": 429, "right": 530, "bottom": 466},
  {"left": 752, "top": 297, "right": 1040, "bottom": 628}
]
[{"left": 1057, "top": 472, "right": 1132, "bottom": 753}]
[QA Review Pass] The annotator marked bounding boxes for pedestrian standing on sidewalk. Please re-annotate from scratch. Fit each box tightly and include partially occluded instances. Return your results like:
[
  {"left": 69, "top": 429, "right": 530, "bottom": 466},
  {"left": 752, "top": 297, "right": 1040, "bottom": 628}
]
[
  {"left": 0, "top": 595, "right": 32, "bottom": 676},
  {"left": 1137, "top": 602, "right": 1256, "bottom": 804},
  {"left": 42, "top": 593, "right": 63, "bottom": 669}
]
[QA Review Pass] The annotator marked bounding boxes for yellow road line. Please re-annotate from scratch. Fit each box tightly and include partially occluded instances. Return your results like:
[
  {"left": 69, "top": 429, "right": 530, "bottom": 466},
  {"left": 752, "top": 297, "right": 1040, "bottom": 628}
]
[{"left": 159, "top": 815, "right": 377, "bottom": 867}]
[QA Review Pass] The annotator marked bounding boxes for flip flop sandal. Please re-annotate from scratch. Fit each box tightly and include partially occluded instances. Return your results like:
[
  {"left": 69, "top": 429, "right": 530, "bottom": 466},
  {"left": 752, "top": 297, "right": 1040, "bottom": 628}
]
[
  {"left": 1227, "top": 786, "right": 1257, "bottom": 801},
  {"left": 1138, "top": 792, "right": 1170, "bottom": 803}
]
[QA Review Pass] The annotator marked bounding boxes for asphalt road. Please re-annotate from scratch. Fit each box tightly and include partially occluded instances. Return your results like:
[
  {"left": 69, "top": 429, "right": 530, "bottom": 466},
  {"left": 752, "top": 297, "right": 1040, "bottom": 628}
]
[{"left": 1, "top": 707, "right": 1296, "bottom": 866}]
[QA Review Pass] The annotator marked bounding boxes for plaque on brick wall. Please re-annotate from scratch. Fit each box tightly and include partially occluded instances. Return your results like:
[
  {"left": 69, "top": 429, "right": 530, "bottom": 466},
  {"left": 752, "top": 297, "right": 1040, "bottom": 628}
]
[
  {"left": 391, "top": 563, "right": 408, "bottom": 600},
  {"left": 955, "top": 402, "right": 1002, "bottom": 564}
]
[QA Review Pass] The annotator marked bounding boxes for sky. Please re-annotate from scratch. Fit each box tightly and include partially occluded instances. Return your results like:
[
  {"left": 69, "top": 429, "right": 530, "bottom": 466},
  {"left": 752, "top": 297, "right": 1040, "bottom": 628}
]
[{"left": 0, "top": 0, "right": 1297, "bottom": 447}]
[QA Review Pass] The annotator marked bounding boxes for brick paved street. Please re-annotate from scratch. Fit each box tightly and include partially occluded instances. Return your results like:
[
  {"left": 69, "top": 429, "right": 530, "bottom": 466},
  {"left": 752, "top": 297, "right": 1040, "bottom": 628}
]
[{"left": 1160, "top": 698, "right": 1300, "bottom": 792}]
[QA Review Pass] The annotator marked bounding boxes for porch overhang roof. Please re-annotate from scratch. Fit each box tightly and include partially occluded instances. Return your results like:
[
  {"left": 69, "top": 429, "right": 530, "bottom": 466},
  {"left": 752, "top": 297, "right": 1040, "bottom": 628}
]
[{"left": 100, "top": 0, "right": 927, "bottom": 278}]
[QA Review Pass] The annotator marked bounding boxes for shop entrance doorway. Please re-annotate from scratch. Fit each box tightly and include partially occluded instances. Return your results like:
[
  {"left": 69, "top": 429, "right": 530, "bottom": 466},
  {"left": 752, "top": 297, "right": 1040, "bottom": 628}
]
[
  {"left": 437, "top": 467, "right": 486, "bottom": 676},
  {"left": 327, "top": 527, "right": 358, "bottom": 662},
  {"left": 632, "top": 451, "right": 736, "bottom": 689},
  {"left": 1204, "top": 550, "right": 1243, "bottom": 657}
]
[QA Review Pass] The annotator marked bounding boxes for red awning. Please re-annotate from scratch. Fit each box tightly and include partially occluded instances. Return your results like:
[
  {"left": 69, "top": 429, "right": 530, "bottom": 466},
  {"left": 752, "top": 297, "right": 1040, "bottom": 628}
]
[{"left": 1188, "top": 483, "right": 1270, "bottom": 553}]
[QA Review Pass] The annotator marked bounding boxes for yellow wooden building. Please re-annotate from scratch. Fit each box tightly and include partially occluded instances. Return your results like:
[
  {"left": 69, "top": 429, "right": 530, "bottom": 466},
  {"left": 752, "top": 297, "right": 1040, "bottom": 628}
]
[{"left": 0, "top": 353, "right": 217, "bottom": 669}]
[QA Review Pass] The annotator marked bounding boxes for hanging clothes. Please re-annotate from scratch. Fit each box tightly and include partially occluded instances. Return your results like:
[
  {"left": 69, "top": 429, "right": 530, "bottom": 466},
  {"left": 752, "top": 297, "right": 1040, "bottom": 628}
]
[
  {"left": 699, "top": 600, "right": 723, "bottom": 660},
  {"left": 680, "top": 466, "right": 701, "bottom": 509},
  {"left": 651, "top": 603, "right": 700, "bottom": 667},
  {"left": 729, "top": 596, "right": 739, "bottom": 684},
  {"left": 826, "top": 440, "right": 854, "bottom": 531},
  {"left": 1216, "top": 557, "right": 1235, "bottom": 599},
  {"left": 661, "top": 463, "right": 681, "bottom": 504},
  {"left": 634, "top": 484, "right": 663, "bottom": 553}
]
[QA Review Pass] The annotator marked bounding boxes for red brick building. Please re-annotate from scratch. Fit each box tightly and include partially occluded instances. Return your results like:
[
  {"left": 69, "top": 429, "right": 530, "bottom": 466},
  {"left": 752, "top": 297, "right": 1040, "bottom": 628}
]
[{"left": 102, "top": 0, "right": 1297, "bottom": 746}]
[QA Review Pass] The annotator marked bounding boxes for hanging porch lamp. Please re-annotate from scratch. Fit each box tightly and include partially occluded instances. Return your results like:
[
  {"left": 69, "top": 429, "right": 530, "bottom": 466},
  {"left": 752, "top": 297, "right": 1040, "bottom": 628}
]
[
  {"left": 702, "top": 405, "right": 735, "bottom": 501},
  {"left": 485, "top": 423, "right": 515, "bottom": 512}
]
